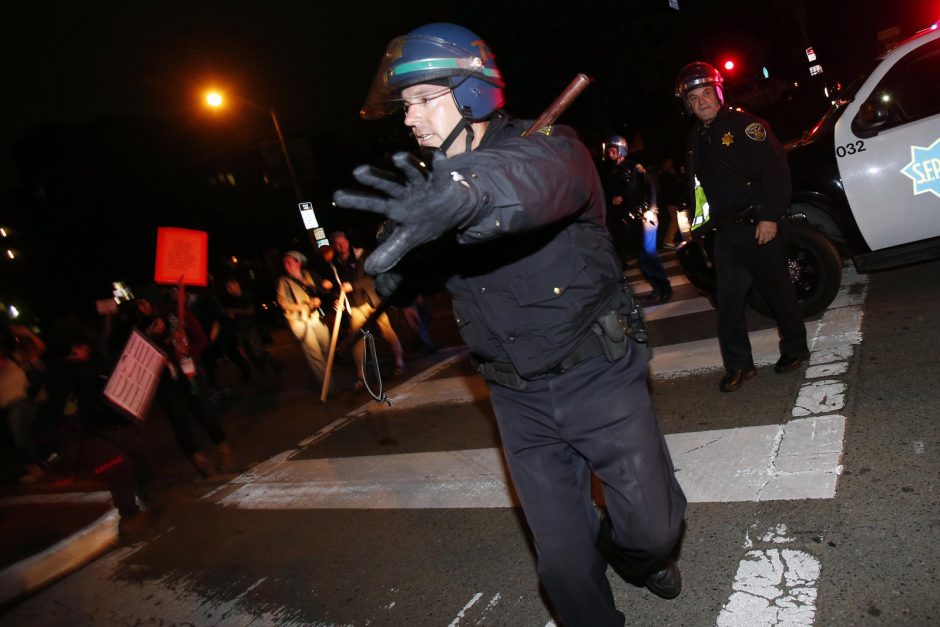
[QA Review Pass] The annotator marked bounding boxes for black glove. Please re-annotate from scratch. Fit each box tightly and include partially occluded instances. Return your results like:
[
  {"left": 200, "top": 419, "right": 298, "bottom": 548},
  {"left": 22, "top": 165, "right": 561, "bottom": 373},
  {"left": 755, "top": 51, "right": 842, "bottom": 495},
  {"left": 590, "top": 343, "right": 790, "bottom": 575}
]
[
  {"left": 333, "top": 151, "right": 485, "bottom": 274},
  {"left": 374, "top": 271, "right": 403, "bottom": 297}
]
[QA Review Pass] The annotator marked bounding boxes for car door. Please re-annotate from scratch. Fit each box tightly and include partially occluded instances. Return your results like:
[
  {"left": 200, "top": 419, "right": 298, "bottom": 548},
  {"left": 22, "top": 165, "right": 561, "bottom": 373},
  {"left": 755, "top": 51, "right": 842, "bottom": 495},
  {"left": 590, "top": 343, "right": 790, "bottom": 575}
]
[{"left": 834, "top": 31, "right": 940, "bottom": 251}]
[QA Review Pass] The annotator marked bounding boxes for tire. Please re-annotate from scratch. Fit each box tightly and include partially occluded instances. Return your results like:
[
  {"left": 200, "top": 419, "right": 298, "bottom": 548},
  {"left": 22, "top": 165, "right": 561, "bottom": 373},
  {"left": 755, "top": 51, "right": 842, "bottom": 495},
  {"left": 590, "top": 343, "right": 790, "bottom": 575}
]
[
  {"left": 747, "top": 222, "right": 843, "bottom": 318},
  {"left": 675, "top": 234, "right": 717, "bottom": 293}
]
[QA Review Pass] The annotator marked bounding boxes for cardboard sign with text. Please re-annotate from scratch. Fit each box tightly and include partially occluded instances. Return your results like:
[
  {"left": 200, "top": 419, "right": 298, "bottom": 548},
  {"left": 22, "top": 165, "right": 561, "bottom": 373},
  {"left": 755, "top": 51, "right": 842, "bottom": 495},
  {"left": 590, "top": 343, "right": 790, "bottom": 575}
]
[
  {"left": 104, "top": 329, "right": 167, "bottom": 421},
  {"left": 154, "top": 227, "right": 208, "bottom": 287}
]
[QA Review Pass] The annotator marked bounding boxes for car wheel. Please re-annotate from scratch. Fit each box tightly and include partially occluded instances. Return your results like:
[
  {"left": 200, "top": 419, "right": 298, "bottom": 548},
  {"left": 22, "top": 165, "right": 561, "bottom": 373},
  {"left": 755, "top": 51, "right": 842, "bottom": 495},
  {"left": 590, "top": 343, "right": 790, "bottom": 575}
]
[
  {"left": 675, "top": 234, "right": 716, "bottom": 293},
  {"left": 748, "top": 222, "right": 843, "bottom": 318}
]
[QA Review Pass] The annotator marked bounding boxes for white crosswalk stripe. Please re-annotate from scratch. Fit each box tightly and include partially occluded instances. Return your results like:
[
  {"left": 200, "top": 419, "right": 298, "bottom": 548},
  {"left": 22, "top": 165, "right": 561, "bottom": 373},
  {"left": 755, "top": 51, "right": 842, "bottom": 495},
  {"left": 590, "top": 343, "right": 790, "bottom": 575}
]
[
  {"left": 209, "top": 265, "right": 867, "bottom": 518},
  {"left": 203, "top": 263, "right": 868, "bottom": 626}
]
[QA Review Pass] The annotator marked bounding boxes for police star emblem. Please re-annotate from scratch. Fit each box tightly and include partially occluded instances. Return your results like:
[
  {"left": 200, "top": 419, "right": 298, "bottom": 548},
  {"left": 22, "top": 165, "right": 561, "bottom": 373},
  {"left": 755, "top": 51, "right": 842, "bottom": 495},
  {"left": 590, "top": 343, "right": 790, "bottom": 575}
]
[
  {"left": 901, "top": 137, "right": 940, "bottom": 199},
  {"left": 721, "top": 132, "right": 734, "bottom": 146}
]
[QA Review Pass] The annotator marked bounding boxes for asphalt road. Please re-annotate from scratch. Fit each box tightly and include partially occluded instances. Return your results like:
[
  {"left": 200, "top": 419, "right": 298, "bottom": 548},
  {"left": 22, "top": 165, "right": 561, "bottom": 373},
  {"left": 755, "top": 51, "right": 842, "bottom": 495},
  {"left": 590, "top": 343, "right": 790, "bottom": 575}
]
[{"left": 2, "top": 254, "right": 938, "bottom": 626}]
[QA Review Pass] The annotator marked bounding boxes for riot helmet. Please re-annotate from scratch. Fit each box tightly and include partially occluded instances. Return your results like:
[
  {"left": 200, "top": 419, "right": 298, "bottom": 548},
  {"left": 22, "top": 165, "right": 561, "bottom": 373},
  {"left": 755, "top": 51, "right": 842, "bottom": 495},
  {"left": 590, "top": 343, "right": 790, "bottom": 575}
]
[
  {"left": 361, "top": 23, "right": 505, "bottom": 153},
  {"left": 675, "top": 62, "right": 724, "bottom": 113},
  {"left": 361, "top": 23, "right": 504, "bottom": 121},
  {"left": 607, "top": 135, "right": 629, "bottom": 160}
]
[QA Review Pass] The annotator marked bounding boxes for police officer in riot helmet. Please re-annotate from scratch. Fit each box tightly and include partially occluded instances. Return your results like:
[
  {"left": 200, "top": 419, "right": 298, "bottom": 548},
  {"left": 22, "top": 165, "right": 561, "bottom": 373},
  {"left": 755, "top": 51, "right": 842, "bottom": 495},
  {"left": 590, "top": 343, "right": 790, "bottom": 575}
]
[
  {"left": 676, "top": 61, "right": 809, "bottom": 392},
  {"left": 603, "top": 134, "right": 673, "bottom": 304},
  {"left": 336, "top": 23, "right": 686, "bottom": 626}
]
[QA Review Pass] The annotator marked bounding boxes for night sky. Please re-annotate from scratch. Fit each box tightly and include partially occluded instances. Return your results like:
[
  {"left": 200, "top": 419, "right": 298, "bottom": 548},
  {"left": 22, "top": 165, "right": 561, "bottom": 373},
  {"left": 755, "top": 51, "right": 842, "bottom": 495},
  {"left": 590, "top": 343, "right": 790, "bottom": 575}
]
[
  {"left": 1, "top": 0, "right": 933, "bottom": 320},
  {"left": 4, "top": 1, "right": 931, "bottom": 174}
]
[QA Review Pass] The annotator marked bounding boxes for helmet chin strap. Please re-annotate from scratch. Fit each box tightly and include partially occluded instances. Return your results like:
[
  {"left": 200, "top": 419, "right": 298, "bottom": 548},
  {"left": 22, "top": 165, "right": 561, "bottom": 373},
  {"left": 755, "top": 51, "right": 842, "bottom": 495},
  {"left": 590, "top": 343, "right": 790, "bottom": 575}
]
[{"left": 438, "top": 106, "right": 475, "bottom": 155}]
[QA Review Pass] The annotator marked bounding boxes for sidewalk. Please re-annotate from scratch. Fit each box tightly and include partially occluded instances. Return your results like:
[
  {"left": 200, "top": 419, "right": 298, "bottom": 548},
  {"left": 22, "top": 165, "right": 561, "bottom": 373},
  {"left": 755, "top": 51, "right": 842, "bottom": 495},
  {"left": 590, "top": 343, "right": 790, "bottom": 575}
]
[{"left": 0, "top": 477, "right": 117, "bottom": 606}]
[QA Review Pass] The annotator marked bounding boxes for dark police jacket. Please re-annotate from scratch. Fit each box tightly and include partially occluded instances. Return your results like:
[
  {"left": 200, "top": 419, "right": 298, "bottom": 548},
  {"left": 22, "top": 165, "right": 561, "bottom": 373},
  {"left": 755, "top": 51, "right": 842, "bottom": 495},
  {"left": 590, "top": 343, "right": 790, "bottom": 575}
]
[
  {"left": 604, "top": 159, "right": 657, "bottom": 220},
  {"left": 687, "top": 108, "right": 791, "bottom": 228},
  {"left": 435, "top": 111, "right": 622, "bottom": 379}
]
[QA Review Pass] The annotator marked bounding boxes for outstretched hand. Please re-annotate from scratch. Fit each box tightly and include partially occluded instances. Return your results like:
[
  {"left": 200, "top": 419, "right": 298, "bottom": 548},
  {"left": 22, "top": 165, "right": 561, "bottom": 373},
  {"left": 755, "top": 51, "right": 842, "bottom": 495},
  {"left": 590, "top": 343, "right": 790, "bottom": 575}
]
[{"left": 333, "top": 151, "right": 482, "bottom": 274}]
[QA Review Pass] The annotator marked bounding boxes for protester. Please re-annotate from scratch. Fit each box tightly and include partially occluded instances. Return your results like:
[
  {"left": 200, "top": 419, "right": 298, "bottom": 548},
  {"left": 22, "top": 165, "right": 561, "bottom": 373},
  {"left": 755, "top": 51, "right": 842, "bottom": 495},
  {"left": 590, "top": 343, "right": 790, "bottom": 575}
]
[
  {"left": 133, "top": 293, "right": 234, "bottom": 477},
  {"left": 276, "top": 251, "right": 332, "bottom": 388},
  {"left": 191, "top": 284, "right": 252, "bottom": 389},
  {"left": 0, "top": 321, "right": 45, "bottom": 484},
  {"left": 219, "top": 277, "right": 282, "bottom": 377},
  {"left": 41, "top": 321, "right": 153, "bottom": 539},
  {"left": 329, "top": 231, "right": 405, "bottom": 383}
]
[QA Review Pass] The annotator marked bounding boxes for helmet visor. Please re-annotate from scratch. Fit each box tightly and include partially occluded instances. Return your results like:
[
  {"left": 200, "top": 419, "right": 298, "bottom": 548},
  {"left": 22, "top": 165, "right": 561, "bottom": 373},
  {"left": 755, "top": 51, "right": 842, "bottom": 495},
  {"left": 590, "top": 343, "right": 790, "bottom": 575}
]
[
  {"left": 677, "top": 76, "right": 720, "bottom": 98},
  {"left": 360, "top": 33, "right": 504, "bottom": 120}
]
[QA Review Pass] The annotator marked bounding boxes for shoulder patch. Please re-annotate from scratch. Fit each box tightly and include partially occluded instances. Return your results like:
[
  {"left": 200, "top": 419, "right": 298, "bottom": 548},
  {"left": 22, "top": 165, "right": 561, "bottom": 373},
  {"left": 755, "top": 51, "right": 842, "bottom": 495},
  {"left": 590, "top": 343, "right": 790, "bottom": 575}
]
[
  {"left": 535, "top": 125, "right": 553, "bottom": 137},
  {"left": 745, "top": 122, "right": 767, "bottom": 142}
]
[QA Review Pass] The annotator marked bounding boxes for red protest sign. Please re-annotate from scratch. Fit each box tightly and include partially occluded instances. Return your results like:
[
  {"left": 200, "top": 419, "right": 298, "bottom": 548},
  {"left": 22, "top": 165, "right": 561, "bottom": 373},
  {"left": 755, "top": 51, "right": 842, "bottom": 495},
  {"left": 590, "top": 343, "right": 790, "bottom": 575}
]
[{"left": 154, "top": 227, "right": 208, "bottom": 287}]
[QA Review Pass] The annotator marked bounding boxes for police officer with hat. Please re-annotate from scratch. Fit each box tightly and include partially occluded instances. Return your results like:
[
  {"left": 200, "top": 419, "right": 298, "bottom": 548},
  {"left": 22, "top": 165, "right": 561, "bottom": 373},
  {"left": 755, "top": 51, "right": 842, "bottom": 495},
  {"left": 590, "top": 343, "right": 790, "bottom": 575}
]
[
  {"left": 335, "top": 23, "right": 686, "bottom": 626},
  {"left": 676, "top": 62, "right": 809, "bottom": 392}
]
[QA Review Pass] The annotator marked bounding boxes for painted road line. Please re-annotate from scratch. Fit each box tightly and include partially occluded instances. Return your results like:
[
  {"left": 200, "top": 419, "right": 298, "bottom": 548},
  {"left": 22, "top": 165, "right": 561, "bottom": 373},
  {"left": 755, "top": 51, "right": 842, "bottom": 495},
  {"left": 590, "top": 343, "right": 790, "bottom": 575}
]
[
  {"left": 344, "top": 348, "right": 472, "bottom": 417},
  {"left": 448, "top": 592, "right": 483, "bottom": 627},
  {"left": 717, "top": 268, "right": 867, "bottom": 627},
  {"left": 213, "top": 415, "right": 844, "bottom": 510},
  {"left": 717, "top": 524, "right": 820, "bottom": 627},
  {"left": 642, "top": 296, "right": 714, "bottom": 321},
  {"left": 353, "top": 375, "right": 489, "bottom": 415},
  {"left": 627, "top": 252, "right": 681, "bottom": 274},
  {"left": 368, "top": 265, "right": 865, "bottom": 408},
  {"left": 447, "top": 592, "right": 508, "bottom": 626},
  {"left": 630, "top": 273, "right": 691, "bottom": 295},
  {"left": 331, "top": 328, "right": 781, "bottom": 416},
  {"left": 3, "top": 545, "right": 312, "bottom": 626},
  {"left": 650, "top": 329, "right": 779, "bottom": 379},
  {"left": 213, "top": 269, "right": 867, "bottom": 511}
]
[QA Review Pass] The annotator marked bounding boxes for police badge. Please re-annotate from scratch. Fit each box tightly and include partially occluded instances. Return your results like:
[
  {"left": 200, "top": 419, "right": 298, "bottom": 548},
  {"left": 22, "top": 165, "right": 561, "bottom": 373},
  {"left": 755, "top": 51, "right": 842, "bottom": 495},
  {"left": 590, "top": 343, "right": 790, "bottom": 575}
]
[{"left": 745, "top": 122, "right": 767, "bottom": 141}]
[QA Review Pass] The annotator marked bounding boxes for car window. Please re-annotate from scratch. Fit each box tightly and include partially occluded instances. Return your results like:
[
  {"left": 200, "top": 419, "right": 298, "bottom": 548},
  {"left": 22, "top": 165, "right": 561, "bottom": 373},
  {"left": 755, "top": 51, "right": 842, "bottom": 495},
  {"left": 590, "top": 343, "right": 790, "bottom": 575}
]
[{"left": 861, "top": 38, "right": 940, "bottom": 130}]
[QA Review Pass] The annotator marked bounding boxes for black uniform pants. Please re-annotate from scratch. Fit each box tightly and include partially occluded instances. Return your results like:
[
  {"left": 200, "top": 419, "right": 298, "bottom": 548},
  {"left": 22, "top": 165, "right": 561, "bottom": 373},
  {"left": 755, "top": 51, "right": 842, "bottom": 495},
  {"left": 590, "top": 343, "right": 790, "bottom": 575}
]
[
  {"left": 489, "top": 348, "right": 686, "bottom": 627},
  {"left": 713, "top": 223, "right": 808, "bottom": 370}
]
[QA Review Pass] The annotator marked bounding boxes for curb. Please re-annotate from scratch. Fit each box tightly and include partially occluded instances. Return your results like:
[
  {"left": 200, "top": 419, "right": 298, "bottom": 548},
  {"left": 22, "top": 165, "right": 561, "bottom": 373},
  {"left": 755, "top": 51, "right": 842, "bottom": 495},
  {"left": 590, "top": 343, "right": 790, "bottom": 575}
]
[{"left": 0, "top": 506, "right": 119, "bottom": 606}]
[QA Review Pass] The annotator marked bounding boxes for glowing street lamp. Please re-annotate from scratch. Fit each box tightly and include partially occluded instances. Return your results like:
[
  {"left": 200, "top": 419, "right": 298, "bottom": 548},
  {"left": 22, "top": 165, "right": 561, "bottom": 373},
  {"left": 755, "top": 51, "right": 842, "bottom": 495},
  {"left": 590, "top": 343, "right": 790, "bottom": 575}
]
[{"left": 205, "top": 91, "right": 224, "bottom": 108}]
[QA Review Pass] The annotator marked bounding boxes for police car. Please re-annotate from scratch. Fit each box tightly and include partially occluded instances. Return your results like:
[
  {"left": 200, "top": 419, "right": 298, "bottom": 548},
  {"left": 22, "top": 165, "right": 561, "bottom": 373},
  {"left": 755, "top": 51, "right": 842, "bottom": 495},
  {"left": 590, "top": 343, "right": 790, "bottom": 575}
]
[{"left": 679, "top": 25, "right": 940, "bottom": 317}]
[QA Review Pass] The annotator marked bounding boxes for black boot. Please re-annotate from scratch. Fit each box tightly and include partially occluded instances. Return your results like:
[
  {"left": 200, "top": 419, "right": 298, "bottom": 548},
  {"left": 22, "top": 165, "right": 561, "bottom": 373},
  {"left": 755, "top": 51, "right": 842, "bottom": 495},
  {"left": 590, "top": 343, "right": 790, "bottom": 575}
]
[
  {"left": 774, "top": 352, "right": 810, "bottom": 374},
  {"left": 596, "top": 512, "right": 682, "bottom": 599},
  {"left": 719, "top": 366, "right": 757, "bottom": 392},
  {"left": 644, "top": 558, "right": 682, "bottom": 599}
]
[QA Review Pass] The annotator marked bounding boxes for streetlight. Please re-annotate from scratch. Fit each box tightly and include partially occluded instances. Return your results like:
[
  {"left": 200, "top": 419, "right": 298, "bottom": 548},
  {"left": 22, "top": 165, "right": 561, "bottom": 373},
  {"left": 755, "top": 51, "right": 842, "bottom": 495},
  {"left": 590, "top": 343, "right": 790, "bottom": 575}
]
[{"left": 203, "top": 90, "right": 327, "bottom": 246}]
